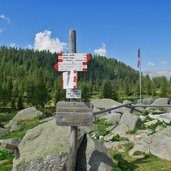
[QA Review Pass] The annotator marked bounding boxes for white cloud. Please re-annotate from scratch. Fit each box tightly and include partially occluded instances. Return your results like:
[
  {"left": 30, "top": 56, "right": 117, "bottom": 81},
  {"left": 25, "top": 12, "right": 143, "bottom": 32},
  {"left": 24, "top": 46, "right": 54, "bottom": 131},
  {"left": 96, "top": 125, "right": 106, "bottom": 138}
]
[
  {"left": 160, "top": 60, "right": 167, "bottom": 65},
  {"left": 0, "top": 14, "right": 10, "bottom": 22},
  {"left": 147, "top": 61, "right": 156, "bottom": 66},
  {"left": 34, "top": 30, "right": 67, "bottom": 53},
  {"left": 27, "top": 44, "right": 33, "bottom": 49},
  {"left": 94, "top": 43, "right": 107, "bottom": 56},
  {"left": 10, "top": 43, "right": 16, "bottom": 47}
]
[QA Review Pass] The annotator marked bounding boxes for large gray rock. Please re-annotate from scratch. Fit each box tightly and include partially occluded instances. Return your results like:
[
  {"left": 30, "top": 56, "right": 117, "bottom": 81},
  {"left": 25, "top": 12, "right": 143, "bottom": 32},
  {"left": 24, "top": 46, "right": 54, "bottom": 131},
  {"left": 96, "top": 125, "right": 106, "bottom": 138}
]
[
  {"left": 137, "top": 98, "right": 155, "bottom": 105},
  {"left": 150, "top": 126, "right": 171, "bottom": 160},
  {"left": 148, "top": 113, "right": 171, "bottom": 123},
  {"left": 0, "top": 127, "right": 6, "bottom": 136},
  {"left": 8, "top": 120, "right": 21, "bottom": 132},
  {"left": 100, "top": 112, "right": 122, "bottom": 125},
  {"left": 104, "top": 141, "right": 127, "bottom": 151},
  {"left": 147, "top": 98, "right": 170, "bottom": 111},
  {"left": 76, "top": 135, "right": 115, "bottom": 171},
  {"left": 0, "top": 137, "right": 21, "bottom": 152},
  {"left": 12, "top": 119, "right": 77, "bottom": 171},
  {"left": 129, "top": 127, "right": 171, "bottom": 161},
  {"left": 13, "top": 154, "right": 67, "bottom": 171},
  {"left": 129, "top": 137, "right": 151, "bottom": 156},
  {"left": 111, "top": 104, "right": 131, "bottom": 114},
  {"left": 91, "top": 98, "right": 121, "bottom": 110},
  {"left": 39, "top": 116, "right": 54, "bottom": 123},
  {"left": 152, "top": 98, "right": 170, "bottom": 105},
  {"left": 111, "top": 112, "right": 142, "bottom": 135},
  {"left": 12, "top": 107, "right": 43, "bottom": 122}
]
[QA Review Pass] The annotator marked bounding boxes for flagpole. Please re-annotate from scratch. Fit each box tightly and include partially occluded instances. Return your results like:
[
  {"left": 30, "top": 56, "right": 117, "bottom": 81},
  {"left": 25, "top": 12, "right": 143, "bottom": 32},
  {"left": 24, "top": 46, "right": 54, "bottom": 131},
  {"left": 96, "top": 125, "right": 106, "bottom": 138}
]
[
  {"left": 139, "top": 60, "right": 142, "bottom": 102},
  {"left": 138, "top": 48, "right": 142, "bottom": 102}
]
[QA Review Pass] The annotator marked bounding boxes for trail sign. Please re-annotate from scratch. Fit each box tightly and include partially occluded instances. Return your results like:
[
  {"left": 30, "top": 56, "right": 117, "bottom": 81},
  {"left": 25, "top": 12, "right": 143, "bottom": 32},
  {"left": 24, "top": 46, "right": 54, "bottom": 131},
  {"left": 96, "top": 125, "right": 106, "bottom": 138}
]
[
  {"left": 58, "top": 62, "right": 87, "bottom": 71},
  {"left": 56, "top": 101, "right": 93, "bottom": 126},
  {"left": 62, "top": 71, "right": 77, "bottom": 89},
  {"left": 58, "top": 53, "right": 91, "bottom": 62},
  {"left": 54, "top": 53, "right": 91, "bottom": 72},
  {"left": 54, "top": 30, "right": 92, "bottom": 171},
  {"left": 66, "top": 89, "right": 81, "bottom": 99}
]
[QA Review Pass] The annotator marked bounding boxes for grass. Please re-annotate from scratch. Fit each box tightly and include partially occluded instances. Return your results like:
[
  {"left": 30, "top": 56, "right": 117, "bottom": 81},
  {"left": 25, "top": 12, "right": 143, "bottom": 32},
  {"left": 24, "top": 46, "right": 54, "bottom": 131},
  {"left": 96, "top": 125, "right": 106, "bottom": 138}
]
[
  {"left": 90, "top": 92, "right": 102, "bottom": 100},
  {"left": 37, "top": 106, "right": 56, "bottom": 117},
  {"left": 95, "top": 119, "right": 111, "bottom": 137},
  {"left": 110, "top": 134, "right": 129, "bottom": 142},
  {"left": 0, "top": 119, "right": 41, "bottom": 170},
  {"left": 0, "top": 120, "right": 40, "bottom": 139},
  {"left": 0, "top": 107, "right": 54, "bottom": 170},
  {"left": 0, "top": 108, "right": 18, "bottom": 125},
  {"left": 112, "top": 153, "right": 171, "bottom": 171},
  {"left": 118, "top": 95, "right": 139, "bottom": 102},
  {"left": 0, "top": 150, "right": 14, "bottom": 171},
  {"left": 109, "top": 143, "right": 171, "bottom": 171},
  {"left": 110, "top": 143, "right": 171, "bottom": 171}
]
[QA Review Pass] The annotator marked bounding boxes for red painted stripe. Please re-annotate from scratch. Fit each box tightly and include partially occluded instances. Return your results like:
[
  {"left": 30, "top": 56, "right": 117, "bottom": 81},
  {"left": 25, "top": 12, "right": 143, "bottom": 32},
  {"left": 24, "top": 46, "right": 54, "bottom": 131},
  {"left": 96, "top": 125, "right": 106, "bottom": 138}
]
[
  {"left": 62, "top": 74, "right": 63, "bottom": 80},
  {"left": 74, "top": 70, "right": 77, "bottom": 74},
  {"left": 83, "top": 68, "right": 87, "bottom": 72},
  {"left": 73, "top": 76, "right": 77, "bottom": 82},
  {"left": 58, "top": 53, "right": 63, "bottom": 56},
  {"left": 54, "top": 63, "right": 58, "bottom": 71},
  {"left": 74, "top": 86, "right": 77, "bottom": 89},
  {"left": 86, "top": 54, "right": 91, "bottom": 62},
  {"left": 83, "top": 61, "right": 87, "bottom": 65},
  {"left": 58, "top": 59, "right": 63, "bottom": 62}
]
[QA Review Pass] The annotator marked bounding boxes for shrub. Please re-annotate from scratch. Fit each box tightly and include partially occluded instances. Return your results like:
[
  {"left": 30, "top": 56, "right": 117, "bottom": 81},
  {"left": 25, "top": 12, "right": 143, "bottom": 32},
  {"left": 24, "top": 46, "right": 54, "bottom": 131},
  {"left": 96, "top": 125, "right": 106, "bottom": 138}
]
[
  {"left": 110, "top": 134, "right": 129, "bottom": 142},
  {"left": 0, "top": 150, "right": 14, "bottom": 160}
]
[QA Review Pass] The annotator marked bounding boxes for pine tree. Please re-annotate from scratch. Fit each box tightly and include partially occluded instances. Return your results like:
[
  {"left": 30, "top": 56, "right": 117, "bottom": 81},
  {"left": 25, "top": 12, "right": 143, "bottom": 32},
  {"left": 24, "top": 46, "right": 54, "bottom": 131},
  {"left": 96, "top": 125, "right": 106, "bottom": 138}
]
[
  {"left": 102, "top": 80, "right": 113, "bottom": 98},
  {"left": 17, "top": 95, "right": 24, "bottom": 110},
  {"left": 81, "top": 84, "right": 90, "bottom": 102}
]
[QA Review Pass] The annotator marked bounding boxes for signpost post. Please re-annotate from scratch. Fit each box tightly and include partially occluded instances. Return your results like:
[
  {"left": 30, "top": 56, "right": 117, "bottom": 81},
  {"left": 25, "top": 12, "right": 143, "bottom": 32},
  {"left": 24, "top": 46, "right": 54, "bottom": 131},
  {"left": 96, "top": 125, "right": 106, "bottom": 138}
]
[
  {"left": 68, "top": 30, "right": 78, "bottom": 171},
  {"left": 54, "top": 30, "right": 92, "bottom": 171}
]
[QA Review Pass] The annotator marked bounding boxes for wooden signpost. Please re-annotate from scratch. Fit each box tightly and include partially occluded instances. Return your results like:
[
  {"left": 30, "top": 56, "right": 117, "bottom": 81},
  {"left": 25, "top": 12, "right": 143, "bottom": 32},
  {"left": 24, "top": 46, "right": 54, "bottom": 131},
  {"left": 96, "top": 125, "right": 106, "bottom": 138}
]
[
  {"left": 56, "top": 101, "right": 93, "bottom": 126},
  {"left": 54, "top": 30, "right": 92, "bottom": 171}
]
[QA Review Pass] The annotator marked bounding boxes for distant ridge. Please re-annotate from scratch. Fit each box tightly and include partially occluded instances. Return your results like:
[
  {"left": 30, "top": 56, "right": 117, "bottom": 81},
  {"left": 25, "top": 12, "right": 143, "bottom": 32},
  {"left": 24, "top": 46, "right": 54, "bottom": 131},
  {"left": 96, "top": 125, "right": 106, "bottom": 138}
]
[{"left": 143, "top": 70, "right": 171, "bottom": 80}]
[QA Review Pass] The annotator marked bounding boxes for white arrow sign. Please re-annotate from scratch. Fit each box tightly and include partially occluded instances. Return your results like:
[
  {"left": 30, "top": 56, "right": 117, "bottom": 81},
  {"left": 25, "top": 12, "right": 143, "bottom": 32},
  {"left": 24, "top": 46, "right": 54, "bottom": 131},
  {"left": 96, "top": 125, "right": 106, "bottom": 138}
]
[
  {"left": 58, "top": 62, "right": 87, "bottom": 71},
  {"left": 58, "top": 53, "right": 87, "bottom": 62}
]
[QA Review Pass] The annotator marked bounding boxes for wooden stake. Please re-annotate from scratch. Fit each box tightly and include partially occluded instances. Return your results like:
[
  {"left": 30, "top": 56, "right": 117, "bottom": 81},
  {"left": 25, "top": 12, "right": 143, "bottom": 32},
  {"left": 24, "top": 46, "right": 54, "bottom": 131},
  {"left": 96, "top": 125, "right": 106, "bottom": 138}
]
[{"left": 67, "top": 29, "right": 78, "bottom": 171}]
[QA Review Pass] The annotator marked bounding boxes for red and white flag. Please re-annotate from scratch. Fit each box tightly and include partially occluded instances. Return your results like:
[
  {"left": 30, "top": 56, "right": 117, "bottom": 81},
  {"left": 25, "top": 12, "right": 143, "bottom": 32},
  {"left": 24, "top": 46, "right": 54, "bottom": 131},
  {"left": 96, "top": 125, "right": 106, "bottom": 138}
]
[{"left": 137, "top": 48, "right": 141, "bottom": 68}]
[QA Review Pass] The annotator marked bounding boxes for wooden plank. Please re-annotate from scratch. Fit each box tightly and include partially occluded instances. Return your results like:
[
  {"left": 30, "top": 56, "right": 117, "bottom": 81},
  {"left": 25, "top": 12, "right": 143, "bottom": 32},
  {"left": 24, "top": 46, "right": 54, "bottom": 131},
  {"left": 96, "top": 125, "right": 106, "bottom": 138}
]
[
  {"left": 56, "top": 112, "right": 93, "bottom": 126},
  {"left": 57, "top": 107, "right": 92, "bottom": 112},
  {"left": 57, "top": 101, "right": 92, "bottom": 109},
  {"left": 57, "top": 102, "right": 92, "bottom": 112}
]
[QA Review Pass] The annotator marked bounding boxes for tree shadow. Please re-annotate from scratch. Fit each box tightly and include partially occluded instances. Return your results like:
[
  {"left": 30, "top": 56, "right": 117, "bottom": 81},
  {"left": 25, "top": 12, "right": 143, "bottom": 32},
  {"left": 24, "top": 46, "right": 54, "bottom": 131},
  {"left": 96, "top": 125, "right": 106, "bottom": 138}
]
[
  {"left": 113, "top": 153, "right": 151, "bottom": 171},
  {"left": 76, "top": 134, "right": 87, "bottom": 171}
]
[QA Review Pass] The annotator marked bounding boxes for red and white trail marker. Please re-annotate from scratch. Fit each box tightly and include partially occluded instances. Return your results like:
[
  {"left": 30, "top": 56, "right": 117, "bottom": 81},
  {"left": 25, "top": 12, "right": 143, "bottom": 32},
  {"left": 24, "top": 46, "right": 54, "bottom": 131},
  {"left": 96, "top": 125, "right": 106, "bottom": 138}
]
[
  {"left": 62, "top": 71, "right": 77, "bottom": 89},
  {"left": 54, "top": 53, "right": 91, "bottom": 97},
  {"left": 58, "top": 62, "right": 87, "bottom": 72},
  {"left": 58, "top": 53, "right": 91, "bottom": 62},
  {"left": 54, "top": 53, "right": 91, "bottom": 72}
]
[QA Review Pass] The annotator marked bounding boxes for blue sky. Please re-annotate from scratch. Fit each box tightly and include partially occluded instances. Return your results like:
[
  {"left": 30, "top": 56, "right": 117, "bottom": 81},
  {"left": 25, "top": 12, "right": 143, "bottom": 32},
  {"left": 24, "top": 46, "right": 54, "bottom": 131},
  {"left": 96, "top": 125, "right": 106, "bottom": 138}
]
[{"left": 1, "top": 0, "right": 171, "bottom": 71}]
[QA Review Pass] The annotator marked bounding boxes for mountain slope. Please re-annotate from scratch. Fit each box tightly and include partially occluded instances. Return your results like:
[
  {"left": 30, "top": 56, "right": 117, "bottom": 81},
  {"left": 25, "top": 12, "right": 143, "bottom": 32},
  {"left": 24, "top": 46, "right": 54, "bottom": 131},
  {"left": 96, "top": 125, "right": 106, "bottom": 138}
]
[
  {"left": 143, "top": 70, "right": 171, "bottom": 80},
  {"left": 0, "top": 46, "right": 150, "bottom": 106}
]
